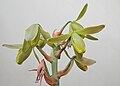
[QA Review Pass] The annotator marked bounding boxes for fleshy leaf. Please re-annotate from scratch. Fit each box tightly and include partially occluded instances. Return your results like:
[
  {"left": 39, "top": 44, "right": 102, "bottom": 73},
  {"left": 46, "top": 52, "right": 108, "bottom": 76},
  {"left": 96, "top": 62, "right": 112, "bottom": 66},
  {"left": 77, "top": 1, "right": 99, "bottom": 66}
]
[
  {"left": 75, "top": 59, "right": 88, "bottom": 71},
  {"left": 39, "top": 25, "right": 51, "bottom": 40},
  {"left": 71, "top": 33, "right": 86, "bottom": 53},
  {"left": 75, "top": 3, "right": 88, "bottom": 21},
  {"left": 2, "top": 44, "right": 22, "bottom": 49},
  {"left": 25, "top": 24, "right": 40, "bottom": 47},
  {"left": 25, "top": 24, "right": 39, "bottom": 41},
  {"left": 38, "top": 25, "right": 55, "bottom": 48},
  {"left": 85, "top": 35, "right": 98, "bottom": 40},
  {"left": 48, "top": 34, "right": 70, "bottom": 43},
  {"left": 69, "top": 21, "right": 84, "bottom": 33},
  {"left": 57, "top": 59, "right": 74, "bottom": 78},
  {"left": 37, "top": 39, "right": 46, "bottom": 48},
  {"left": 73, "top": 48, "right": 83, "bottom": 60},
  {"left": 77, "top": 25, "right": 105, "bottom": 35},
  {"left": 16, "top": 39, "right": 32, "bottom": 64},
  {"left": 80, "top": 57, "right": 96, "bottom": 66}
]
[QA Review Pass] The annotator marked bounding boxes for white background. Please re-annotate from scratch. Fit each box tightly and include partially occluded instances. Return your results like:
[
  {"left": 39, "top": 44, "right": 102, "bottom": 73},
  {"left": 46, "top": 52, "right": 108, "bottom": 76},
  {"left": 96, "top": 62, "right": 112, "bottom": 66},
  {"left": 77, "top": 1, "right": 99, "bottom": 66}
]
[{"left": 0, "top": 0, "right": 120, "bottom": 86}]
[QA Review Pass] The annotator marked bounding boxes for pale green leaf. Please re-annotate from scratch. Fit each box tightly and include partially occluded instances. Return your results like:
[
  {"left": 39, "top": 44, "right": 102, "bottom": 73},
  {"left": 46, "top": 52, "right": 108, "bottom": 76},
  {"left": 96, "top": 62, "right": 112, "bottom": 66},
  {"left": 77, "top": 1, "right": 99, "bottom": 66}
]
[
  {"left": 16, "top": 39, "right": 32, "bottom": 65},
  {"left": 48, "top": 34, "right": 70, "bottom": 43},
  {"left": 73, "top": 48, "right": 83, "bottom": 60},
  {"left": 25, "top": 24, "right": 39, "bottom": 41},
  {"left": 37, "top": 39, "right": 46, "bottom": 48},
  {"left": 31, "top": 28, "right": 40, "bottom": 47},
  {"left": 39, "top": 25, "right": 51, "bottom": 40},
  {"left": 80, "top": 57, "right": 96, "bottom": 66},
  {"left": 77, "top": 25, "right": 105, "bottom": 34},
  {"left": 39, "top": 25, "right": 55, "bottom": 48},
  {"left": 86, "top": 35, "right": 98, "bottom": 40},
  {"left": 2, "top": 44, "right": 22, "bottom": 49},
  {"left": 71, "top": 33, "right": 86, "bottom": 53},
  {"left": 75, "top": 3, "right": 88, "bottom": 21},
  {"left": 69, "top": 21, "right": 84, "bottom": 33},
  {"left": 22, "top": 39, "right": 31, "bottom": 52},
  {"left": 25, "top": 24, "right": 40, "bottom": 47}
]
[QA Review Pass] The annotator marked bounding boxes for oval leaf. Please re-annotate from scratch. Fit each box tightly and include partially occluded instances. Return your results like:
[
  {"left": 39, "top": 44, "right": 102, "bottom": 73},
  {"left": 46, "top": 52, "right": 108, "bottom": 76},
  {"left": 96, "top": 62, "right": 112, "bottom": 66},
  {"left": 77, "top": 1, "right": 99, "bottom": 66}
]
[
  {"left": 71, "top": 33, "right": 86, "bottom": 53},
  {"left": 75, "top": 59, "right": 88, "bottom": 71},
  {"left": 73, "top": 48, "right": 83, "bottom": 60},
  {"left": 25, "top": 24, "right": 39, "bottom": 41},
  {"left": 2, "top": 44, "right": 22, "bottom": 49},
  {"left": 75, "top": 3, "right": 88, "bottom": 21},
  {"left": 48, "top": 34, "right": 70, "bottom": 43},
  {"left": 77, "top": 25, "right": 105, "bottom": 35},
  {"left": 25, "top": 24, "right": 40, "bottom": 47},
  {"left": 80, "top": 57, "right": 96, "bottom": 66},
  {"left": 69, "top": 21, "right": 84, "bottom": 33}
]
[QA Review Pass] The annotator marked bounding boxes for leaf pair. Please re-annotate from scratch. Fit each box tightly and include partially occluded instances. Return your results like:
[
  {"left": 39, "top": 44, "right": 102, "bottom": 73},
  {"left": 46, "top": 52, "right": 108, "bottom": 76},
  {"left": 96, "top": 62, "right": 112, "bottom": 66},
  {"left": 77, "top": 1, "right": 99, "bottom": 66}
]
[
  {"left": 3, "top": 24, "right": 42, "bottom": 64},
  {"left": 70, "top": 21, "right": 99, "bottom": 40}
]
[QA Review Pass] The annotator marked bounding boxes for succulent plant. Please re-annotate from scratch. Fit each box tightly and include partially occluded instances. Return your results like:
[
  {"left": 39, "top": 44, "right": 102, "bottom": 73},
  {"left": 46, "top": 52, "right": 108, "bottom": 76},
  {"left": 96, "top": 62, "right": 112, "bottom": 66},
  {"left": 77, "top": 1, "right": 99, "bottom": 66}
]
[{"left": 3, "top": 3, "right": 105, "bottom": 86}]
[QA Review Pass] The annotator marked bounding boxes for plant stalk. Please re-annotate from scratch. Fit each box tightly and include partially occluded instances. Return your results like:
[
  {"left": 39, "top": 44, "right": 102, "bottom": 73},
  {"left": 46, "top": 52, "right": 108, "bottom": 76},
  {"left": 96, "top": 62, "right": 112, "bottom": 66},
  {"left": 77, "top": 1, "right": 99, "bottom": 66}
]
[{"left": 51, "top": 46, "right": 60, "bottom": 86}]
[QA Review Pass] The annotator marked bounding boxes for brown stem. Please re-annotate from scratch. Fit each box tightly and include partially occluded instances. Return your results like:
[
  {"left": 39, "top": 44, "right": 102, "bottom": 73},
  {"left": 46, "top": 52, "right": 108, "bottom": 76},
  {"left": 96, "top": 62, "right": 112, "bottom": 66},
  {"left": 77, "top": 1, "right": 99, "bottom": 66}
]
[
  {"left": 56, "top": 38, "right": 71, "bottom": 58},
  {"left": 36, "top": 46, "right": 53, "bottom": 63}
]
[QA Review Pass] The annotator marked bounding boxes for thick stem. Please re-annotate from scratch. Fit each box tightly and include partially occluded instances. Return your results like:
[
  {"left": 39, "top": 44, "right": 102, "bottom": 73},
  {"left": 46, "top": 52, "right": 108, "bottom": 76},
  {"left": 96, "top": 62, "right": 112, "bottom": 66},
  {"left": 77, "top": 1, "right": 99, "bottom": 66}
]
[
  {"left": 52, "top": 57, "right": 59, "bottom": 86},
  {"left": 51, "top": 46, "right": 60, "bottom": 86}
]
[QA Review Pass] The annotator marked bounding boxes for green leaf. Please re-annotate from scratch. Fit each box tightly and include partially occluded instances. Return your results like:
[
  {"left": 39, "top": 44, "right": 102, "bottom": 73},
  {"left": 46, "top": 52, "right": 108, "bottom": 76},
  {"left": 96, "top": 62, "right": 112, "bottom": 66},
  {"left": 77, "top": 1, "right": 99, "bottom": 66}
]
[
  {"left": 75, "top": 59, "right": 88, "bottom": 71},
  {"left": 80, "top": 57, "right": 96, "bottom": 66},
  {"left": 48, "top": 34, "right": 70, "bottom": 43},
  {"left": 38, "top": 25, "right": 55, "bottom": 48},
  {"left": 69, "top": 21, "right": 84, "bottom": 33},
  {"left": 25, "top": 24, "right": 40, "bottom": 47},
  {"left": 37, "top": 39, "right": 46, "bottom": 48},
  {"left": 73, "top": 48, "right": 83, "bottom": 60},
  {"left": 30, "top": 28, "right": 40, "bottom": 47},
  {"left": 86, "top": 35, "right": 98, "bottom": 40},
  {"left": 16, "top": 39, "right": 32, "bottom": 65},
  {"left": 25, "top": 24, "right": 39, "bottom": 41},
  {"left": 39, "top": 25, "right": 51, "bottom": 40},
  {"left": 75, "top": 3, "right": 88, "bottom": 21},
  {"left": 71, "top": 33, "right": 86, "bottom": 53},
  {"left": 77, "top": 25, "right": 105, "bottom": 35},
  {"left": 2, "top": 44, "right": 22, "bottom": 49}
]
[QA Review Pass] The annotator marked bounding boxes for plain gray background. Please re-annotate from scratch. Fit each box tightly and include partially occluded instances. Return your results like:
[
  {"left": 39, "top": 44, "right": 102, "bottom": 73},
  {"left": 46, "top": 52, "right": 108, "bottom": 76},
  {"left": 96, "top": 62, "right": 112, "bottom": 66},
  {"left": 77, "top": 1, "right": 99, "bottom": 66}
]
[{"left": 0, "top": 0, "right": 120, "bottom": 86}]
